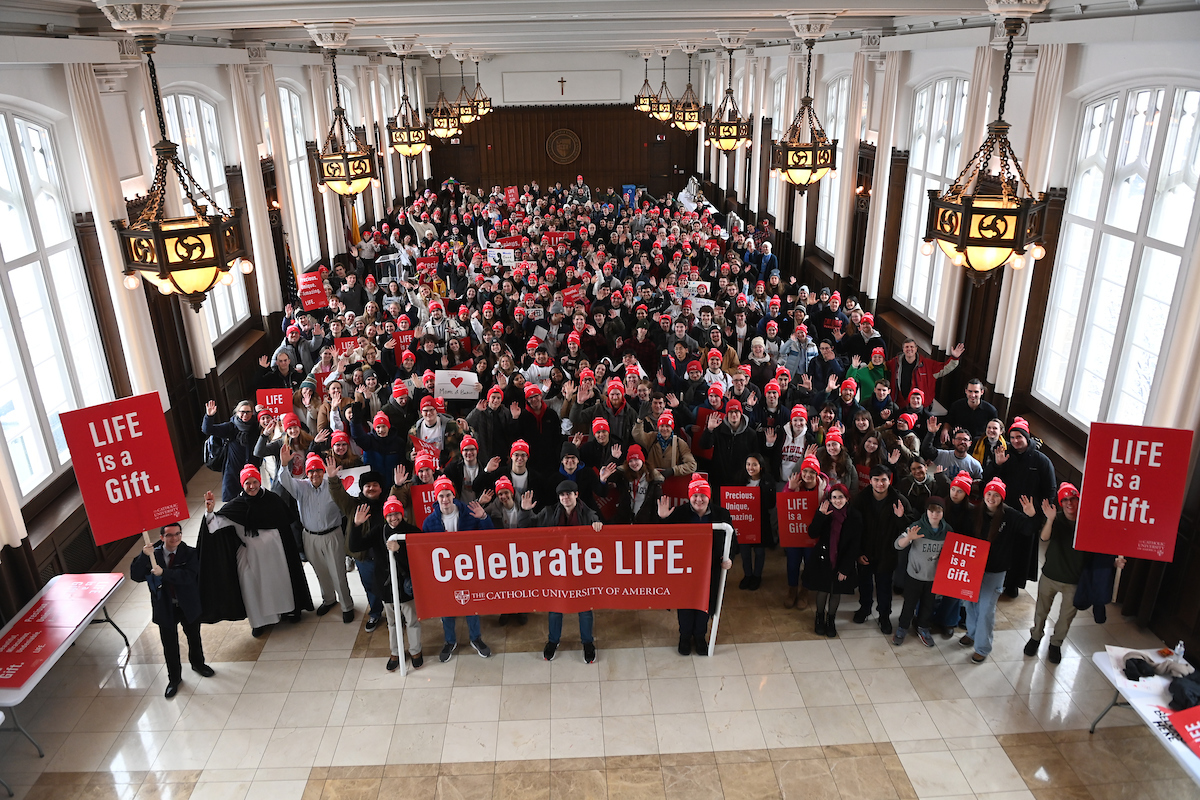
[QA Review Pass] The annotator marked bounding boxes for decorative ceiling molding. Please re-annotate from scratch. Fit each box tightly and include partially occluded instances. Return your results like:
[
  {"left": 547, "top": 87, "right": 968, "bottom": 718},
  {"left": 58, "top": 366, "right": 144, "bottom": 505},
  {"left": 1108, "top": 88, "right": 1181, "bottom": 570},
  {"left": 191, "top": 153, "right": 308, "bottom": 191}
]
[
  {"left": 92, "top": 1, "right": 179, "bottom": 34},
  {"left": 786, "top": 12, "right": 840, "bottom": 39},
  {"left": 304, "top": 21, "right": 355, "bottom": 49}
]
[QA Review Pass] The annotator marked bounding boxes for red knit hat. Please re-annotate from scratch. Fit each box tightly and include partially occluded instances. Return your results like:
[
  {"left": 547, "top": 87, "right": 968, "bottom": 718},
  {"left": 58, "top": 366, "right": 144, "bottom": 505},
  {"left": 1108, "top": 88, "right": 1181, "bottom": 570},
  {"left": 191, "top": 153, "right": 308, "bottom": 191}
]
[
  {"left": 627, "top": 444, "right": 645, "bottom": 462},
  {"left": 372, "top": 411, "right": 391, "bottom": 429},
  {"left": 459, "top": 436, "right": 478, "bottom": 452},
  {"left": 419, "top": 396, "right": 436, "bottom": 411},
  {"left": 392, "top": 379, "right": 409, "bottom": 398},
  {"left": 1057, "top": 482, "right": 1079, "bottom": 503},
  {"left": 383, "top": 496, "right": 404, "bottom": 517},
  {"left": 510, "top": 440, "right": 530, "bottom": 456},
  {"left": 725, "top": 399, "right": 742, "bottom": 413},
  {"left": 707, "top": 348, "right": 722, "bottom": 362},
  {"left": 708, "top": 383, "right": 724, "bottom": 398},
  {"left": 592, "top": 417, "right": 609, "bottom": 433},
  {"left": 984, "top": 478, "right": 1007, "bottom": 500},
  {"left": 1009, "top": 416, "right": 1031, "bottom": 436},
  {"left": 331, "top": 430, "right": 351, "bottom": 445},
  {"left": 791, "top": 405, "right": 808, "bottom": 421},
  {"left": 840, "top": 378, "right": 858, "bottom": 394},
  {"left": 825, "top": 428, "right": 843, "bottom": 445},
  {"left": 304, "top": 453, "right": 325, "bottom": 473},
  {"left": 494, "top": 476, "right": 515, "bottom": 494},
  {"left": 898, "top": 413, "right": 918, "bottom": 430},
  {"left": 765, "top": 380, "right": 781, "bottom": 394},
  {"left": 433, "top": 476, "right": 455, "bottom": 497},
  {"left": 524, "top": 383, "right": 543, "bottom": 399},
  {"left": 414, "top": 455, "right": 437, "bottom": 474},
  {"left": 240, "top": 464, "right": 261, "bottom": 485},
  {"left": 801, "top": 455, "right": 822, "bottom": 474},
  {"left": 688, "top": 475, "right": 711, "bottom": 498},
  {"left": 950, "top": 471, "right": 973, "bottom": 495}
]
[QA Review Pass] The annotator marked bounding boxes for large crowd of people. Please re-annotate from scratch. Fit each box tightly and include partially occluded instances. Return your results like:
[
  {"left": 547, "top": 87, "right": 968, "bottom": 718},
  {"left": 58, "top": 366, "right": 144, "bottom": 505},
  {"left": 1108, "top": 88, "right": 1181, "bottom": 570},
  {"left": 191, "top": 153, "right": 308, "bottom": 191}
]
[{"left": 179, "top": 174, "right": 1121, "bottom": 689}]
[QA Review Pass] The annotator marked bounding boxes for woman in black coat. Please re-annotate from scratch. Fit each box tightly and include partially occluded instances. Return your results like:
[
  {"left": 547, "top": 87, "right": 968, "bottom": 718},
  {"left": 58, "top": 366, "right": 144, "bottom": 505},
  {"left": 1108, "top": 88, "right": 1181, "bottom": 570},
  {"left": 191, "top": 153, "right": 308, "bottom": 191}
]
[
  {"left": 803, "top": 483, "right": 862, "bottom": 638},
  {"left": 658, "top": 477, "right": 736, "bottom": 656}
]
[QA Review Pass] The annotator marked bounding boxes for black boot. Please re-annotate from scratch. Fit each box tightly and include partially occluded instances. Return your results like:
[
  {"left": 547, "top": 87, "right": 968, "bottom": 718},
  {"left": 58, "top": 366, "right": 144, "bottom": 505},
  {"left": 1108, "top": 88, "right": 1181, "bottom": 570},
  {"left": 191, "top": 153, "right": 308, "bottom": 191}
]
[
  {"left": 814, "top": 612, "right": 826, "bottom": 636},
  {"left": 825, "top": 615, "right": 838, "bottom": 638},
  {"left": 678, "top": 635, "right": 692, "bottom": 656}
]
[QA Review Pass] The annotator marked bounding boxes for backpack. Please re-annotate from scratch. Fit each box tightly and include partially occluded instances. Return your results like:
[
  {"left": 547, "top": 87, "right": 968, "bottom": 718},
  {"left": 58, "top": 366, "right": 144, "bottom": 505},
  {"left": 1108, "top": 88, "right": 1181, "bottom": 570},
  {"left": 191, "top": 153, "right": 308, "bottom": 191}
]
[{"left": 203, "top": 435, "right": 227, "bottom": 473}]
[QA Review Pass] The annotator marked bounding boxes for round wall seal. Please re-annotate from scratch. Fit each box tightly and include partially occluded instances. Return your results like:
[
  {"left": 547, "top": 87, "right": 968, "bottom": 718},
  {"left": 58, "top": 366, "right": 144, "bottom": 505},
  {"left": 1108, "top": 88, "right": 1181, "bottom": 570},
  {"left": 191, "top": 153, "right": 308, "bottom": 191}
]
[{"left": 546, "top": 128, "right": 581, "bottom": 165}]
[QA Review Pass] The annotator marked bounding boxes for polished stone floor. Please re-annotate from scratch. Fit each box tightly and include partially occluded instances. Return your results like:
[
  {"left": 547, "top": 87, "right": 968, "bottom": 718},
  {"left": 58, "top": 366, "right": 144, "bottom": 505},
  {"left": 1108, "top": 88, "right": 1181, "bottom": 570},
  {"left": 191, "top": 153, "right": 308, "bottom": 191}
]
[{"left": 0, "top": 468, "right": 1191, "bottom": 800}]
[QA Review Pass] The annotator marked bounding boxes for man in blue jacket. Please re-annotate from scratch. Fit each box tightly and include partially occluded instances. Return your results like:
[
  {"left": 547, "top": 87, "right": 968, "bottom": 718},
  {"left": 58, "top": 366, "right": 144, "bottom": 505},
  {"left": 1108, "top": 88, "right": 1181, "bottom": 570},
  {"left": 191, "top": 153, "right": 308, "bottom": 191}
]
[
  {"left": 422, "top": 476, "right": 495, "bottom": 662},
  {"left": 131, "top": 523, "right": 214, "bottom": 698}
]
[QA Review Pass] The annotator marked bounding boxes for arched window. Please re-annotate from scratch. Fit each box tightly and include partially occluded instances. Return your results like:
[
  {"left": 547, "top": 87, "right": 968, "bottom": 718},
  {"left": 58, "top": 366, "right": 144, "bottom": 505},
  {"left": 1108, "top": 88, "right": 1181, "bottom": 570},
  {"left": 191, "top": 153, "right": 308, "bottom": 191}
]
[
  {"left": 161, "top": 92, "right": 249, "bottom": 342},
  {"left": 815, "top": 75, "right": 851, "bottom": 254},
  {"left": 277, "top": 86, "right": 321, "bottom": 268},
  {"left": 893, "top": 77, "right": 970, "bottom": 320},
  {"left": 0, "top": 110, "right": 114, "bottom": 499},
  {"left": 1034, "top": 84, "right": 1200, "bottom": 426}
]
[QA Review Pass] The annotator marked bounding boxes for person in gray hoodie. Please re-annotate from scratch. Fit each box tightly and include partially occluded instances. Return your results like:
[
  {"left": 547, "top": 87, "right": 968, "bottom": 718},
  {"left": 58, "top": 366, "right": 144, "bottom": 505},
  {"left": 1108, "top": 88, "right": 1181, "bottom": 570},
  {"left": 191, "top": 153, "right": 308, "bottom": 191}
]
[{"left": 892, "top": 497, "right": 949, "bottom": 647}]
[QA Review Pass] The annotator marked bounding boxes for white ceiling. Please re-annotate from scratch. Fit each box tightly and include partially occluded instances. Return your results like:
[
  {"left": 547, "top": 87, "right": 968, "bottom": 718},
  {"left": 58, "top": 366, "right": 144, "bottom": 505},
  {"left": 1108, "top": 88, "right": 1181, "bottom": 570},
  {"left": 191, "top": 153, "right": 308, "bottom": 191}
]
[{"left": 0, "top": 0, "right": 1189, "bottom": 54}]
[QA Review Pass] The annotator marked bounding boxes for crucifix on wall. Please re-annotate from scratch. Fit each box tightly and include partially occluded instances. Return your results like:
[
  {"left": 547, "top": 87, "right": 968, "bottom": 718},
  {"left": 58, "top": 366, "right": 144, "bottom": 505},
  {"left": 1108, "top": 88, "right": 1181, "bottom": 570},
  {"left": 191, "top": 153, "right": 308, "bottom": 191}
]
[{"left": 558, "top": 76, "right": 566, "bottom": 95}]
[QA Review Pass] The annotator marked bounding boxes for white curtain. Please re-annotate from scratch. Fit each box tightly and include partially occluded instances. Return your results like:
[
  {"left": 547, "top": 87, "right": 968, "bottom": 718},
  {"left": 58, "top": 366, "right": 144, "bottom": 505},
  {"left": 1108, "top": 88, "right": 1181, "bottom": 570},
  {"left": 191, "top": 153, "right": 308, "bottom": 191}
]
[
  {"left": 310, "top": 62, "right": 345, "bottom": 256},
  {"left": 774, "top": 51, "right": 801, "bottom": 233},
  {"left": 748, "top": 56, "right": 769, "bottom": 214},
  {"left": 932, "top": 45, "right": 995, "bottom": 350},
  {"left": 988, "top": 43, "right": 1067, "bottom": 395},
  {"left": 228, "top": 64, "right": 283, "bottom": 314},
  {"left": 833, "top": 51, "right": 868, "bottom": 277},
  {"left": 860, "top": 51, "right": 904, "bottom": 298},
  {"left": 259, "top": 63, "right": 301, "bottom": 271},
  {"left": 1145, "top": 236, "right": 1200, "bottom": 434}
]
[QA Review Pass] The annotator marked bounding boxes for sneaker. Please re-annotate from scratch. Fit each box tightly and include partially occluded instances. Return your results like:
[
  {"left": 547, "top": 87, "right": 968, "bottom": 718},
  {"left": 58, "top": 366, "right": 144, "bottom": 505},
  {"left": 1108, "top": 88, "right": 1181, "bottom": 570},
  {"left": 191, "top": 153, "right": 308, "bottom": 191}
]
[
  {"left": 342, "top": 609, "right": 355, "bottom": 624},
  {"left": 971, "top": 652, "right": 987, "bottom": 664},
  {"left": 386, "top": 656, "right": 400, "bottom": 672},
  {"left": 1048, "top": 644, "right": 1062, "bottom": 664},
  {"left": 678, "top": 636, "right": 692, "bottom": 656},
  {"left": 879, "top": 617, "right": 893, "bottom": 635},
  {"left": 1023, "top": 637, "right": 1040, "bottom": 657},
  {"left": 315, "top": 602, "right": 337, "bottom": 617},
  {"left": 364, "top": 615, "right": 380, "bottom": 633},
  {"left": 411, "top": 652, "right": 423, "bottom": 669},
  {"left": 583, "top": 643, "right": 596, "bottom": 664},
  {"left": 891, "top": 629, "right": 906, "bottom": 646},
  {"left": 917, "top": 628, "right": 935, "bottom": 647},
  {"left": 345, "top": 556, "right": 356, "bottom": 573},
  {"left": 853, "top": 608, "right": 870, "bottom": 624},
  {"left": 543, "top": 641, "right": 558, "bottom": 661},
  {"left": 439, "top": 642, "right": 456, "bottom": 663},
  {"left": 959, "top": 635, "right": 975, "bottom": 648},
  {"left": 470, "top": 638, "right": 492, "bottom": 658}
]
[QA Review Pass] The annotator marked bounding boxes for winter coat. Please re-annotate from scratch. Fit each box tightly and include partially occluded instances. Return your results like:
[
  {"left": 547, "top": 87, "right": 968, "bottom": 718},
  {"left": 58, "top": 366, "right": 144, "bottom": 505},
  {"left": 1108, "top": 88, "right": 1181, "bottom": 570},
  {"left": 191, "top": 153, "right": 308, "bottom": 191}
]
[{"left": 804, "top": 507, "right": 863, "bottom": 594}]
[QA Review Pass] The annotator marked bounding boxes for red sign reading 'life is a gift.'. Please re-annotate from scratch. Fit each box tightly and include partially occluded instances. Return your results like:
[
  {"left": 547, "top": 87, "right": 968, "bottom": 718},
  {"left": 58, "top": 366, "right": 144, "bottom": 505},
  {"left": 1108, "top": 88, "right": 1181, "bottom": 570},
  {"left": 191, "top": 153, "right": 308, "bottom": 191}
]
[{"left": 405, "top": 524, "right": 716, "bottom": 617}]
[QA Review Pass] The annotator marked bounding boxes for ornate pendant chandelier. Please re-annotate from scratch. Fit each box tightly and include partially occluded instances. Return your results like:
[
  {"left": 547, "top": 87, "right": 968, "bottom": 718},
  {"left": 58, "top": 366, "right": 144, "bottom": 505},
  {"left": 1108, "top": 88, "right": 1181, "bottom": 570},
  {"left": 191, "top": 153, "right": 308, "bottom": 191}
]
[
  {"left": 386, "top": 47, "right": 428, "bottom": 159},
  {"left": 316, "top": 49, "right": 379, "bottom": 196},
  {"left": 633, "top": 50, "right": 656, "bottom": 114},
  {"left": 672, "top": 45, "right": 703, "bottom": 133},
  {"left": 452, "top": 51, "right": 477, "bottom": 126},
  {"left": 707, "top": 43, "right": 750, "bottom": 151},
  {"left": 921, "top": 18, "right": 1048, "bottom": 282},
  {"left": 770, "top": 38, "right": 836, "bottom": 188},
  {"left": 427, "top": 48, "right": 462, "bottom": 140},
  {"left": 469, "top": 53, "right": 492, "bottom": 117},
  {"left": 113, "top": 35, "right": 252, "bottom": 311},
  {"left": 649, "top": 49, "right": 675, "bottom": 123}
]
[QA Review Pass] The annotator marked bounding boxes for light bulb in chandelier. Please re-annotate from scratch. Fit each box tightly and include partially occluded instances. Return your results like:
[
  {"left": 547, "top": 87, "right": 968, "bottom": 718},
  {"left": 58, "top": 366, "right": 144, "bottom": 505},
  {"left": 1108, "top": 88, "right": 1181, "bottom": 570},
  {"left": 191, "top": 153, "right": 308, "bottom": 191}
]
[
  {"left": 769, "top": 38, "right": 836, "bottom": 187},
  {"left": 316, "top": 49, "right": 378, "bottom": 196},
  {"left": 707, "top": 46, "right": 750, "bottom": 151}
]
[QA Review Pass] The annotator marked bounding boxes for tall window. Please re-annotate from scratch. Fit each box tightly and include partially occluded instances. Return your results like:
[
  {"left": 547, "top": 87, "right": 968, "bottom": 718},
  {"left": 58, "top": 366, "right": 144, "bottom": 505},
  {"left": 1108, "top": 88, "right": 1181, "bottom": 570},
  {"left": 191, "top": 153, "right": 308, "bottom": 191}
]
[
  {"left": 277, "top": 86, "right": 320, "bottom": 267},
  {"left": 161, "top": 92, "right": 249, "bottom": 342},
  {"left": 815, "top": 76, "right": 851, "bottom": 254},
  {"left": 0, "top": 111, "right": 114, "bottom": 499},
  {"left": 1034, "top": 85, "right": 1199, "bottom": 427},
  {"left": 767, "top": 75, "right": 786, "bottom": 216},
  {"left": 893, "top": 77, "right": 970, "bottom": 320}
]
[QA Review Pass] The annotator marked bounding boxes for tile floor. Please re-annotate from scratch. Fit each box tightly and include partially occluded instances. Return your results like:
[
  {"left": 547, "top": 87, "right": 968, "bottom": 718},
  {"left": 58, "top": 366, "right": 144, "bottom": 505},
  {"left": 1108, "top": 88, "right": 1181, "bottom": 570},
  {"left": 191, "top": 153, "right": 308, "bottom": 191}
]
[{"left": 0, "top": 468, "right": 1193, "bottom": 800}]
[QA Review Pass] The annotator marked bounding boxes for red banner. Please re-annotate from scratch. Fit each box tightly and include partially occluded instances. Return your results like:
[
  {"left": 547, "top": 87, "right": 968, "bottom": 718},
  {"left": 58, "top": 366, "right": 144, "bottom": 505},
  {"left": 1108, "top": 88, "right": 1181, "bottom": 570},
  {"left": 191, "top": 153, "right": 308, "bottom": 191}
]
[
  {"left": 0, "top": 624, "right": 73, "bottom": 688},
  {"left": 504, "top": 186, "right": 519, "bottom": 206},
  {"left": 60, "top": 394, "right": 188, "bottom": 545},
  {"left": 392, "top": 329, "right": 416, "bottom": 350},
  {"left": 561, "top": 284, "right": 583, "bottom": 309},
  {"left": 721, "top": 486, "right": 761, "bottom": 545},
  {"left": 313, "top": 369, "right": 332, "bottom": 399},
  {"left": 776, "top": 490, "right": 818, "bottom": 547},
  {"left": 1171, "top": 706, "right": 1200, "bottom": 760},
  {"left": 412, "top": 483, "right": 438, "bottom": 528},
  {"left": 406, "top": 524, "right": 715, "bottom": 617},
  {"left": 498, "top": 235, "right": 522, "bottom": 248},
  {"left": 256, "top": 388, "right": 290, "bottom": 417},
  {"left": 416, "top": 256, "right": 439, "bottom": 269},
  {"left": 692, "top": 408, "right": 718, "bottom": 459},
  {"left": 542, "top": 231, "right": 569, "bottom": 246},
  {"left": 333, "top": 337, "right": 358, "bottom": 357},
  {"left": 1074, "top": 422, "right": 1193, "bottom": 562},
  {"left": 931, "top": 533, "right": 991, "bottom": 602},
  {"left": 409, "top": 435, "right": 442, "bottom": 465},
  {"left": 298, "top": 272, "right": 328, "bottom": 311}
]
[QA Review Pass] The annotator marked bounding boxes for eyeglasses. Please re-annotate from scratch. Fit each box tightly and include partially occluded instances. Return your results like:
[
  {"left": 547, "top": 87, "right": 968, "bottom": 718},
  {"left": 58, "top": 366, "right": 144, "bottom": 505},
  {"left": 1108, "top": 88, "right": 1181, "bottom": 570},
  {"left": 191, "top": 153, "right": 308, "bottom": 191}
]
[
  {"left": 162, "top": 531, "right": 183, "bottom": 539},
  {"left": 236, "top": 409, "right": 254, "bottom": 416}
]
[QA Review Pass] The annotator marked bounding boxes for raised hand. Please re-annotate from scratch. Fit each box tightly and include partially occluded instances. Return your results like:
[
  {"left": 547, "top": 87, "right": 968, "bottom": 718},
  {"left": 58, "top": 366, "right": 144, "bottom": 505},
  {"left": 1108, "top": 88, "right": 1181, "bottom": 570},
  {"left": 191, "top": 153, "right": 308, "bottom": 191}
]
[
  {"left": 572, "top": 432, "right": 586, "bottom": 447},
  {"left": 927, "top": 416, "right": 939, "bottom": 433},
  {"left": 819, "top": 500, "right": 830, "bottom": 515},
  {"left": 994, "top": 447, "right": 1009, "bottom": 465},
  {"left": 764, "top": 428, "right": 777, "bottom": 446},
  {"left": 478, "top": 489, "right": 495, "bottom": 505},
  {"left": 906, "top": 525, "right": 924, "bottom": 541},
  {"left": 204, "top": 490, "right": 216, "bottom": 512},
  {"left": 468, "top": 501, "right": 487, "bottom": 519},
  {"left": 1042, "top": 498, "right": 1056, "bottom": 520},
  {"left": 324, "top": 457, "right": 340, "bottom": 478},
  {"left": 666, "top": 393, "right": 680, "bottom": 408},
  {"left": 950, "top": 342, "right": 965, "bottom": 358},
  {"left": 394, "top": 464, "right": 409, "bottom": 485},
  {"left": 851, "top": 355, "right": 862, "bottom": 369},
  {"left": 456, "top": 418, "right": 470, "bottom": 432},
  {"left": 259, "top": 354, "right": 270, "bottom": 368},
  {"left": 888, "top": 448, "right": 901, "bottom": 465},
  {"left": 799, "top": 374, "right": 812, "bottom": 391},
  {"left": 354, "top": 504, "right": 371, "bottom": 525},
  {"left": 657, "top": 495, "right": 672, "bottom": 518},
  {"left": 205, "top": 399, "right": 218, "bottom": 417},
  {"left": 509, "top": 401, "right": 522, "bottom": 419},
  {"left": 826, "top": 373, "right": 839, "bottom": 392},
  {"left": 486, "top": 456, "right": 502, "bottom": 472},
  {"left": 1019, "top": 495, "right": 1037, "bottom": 517},
  {"left": 893, "top": 500, "right": 905, "bottom": 518},
  {"left": 520, "top": 490, "right": 536, "bottom": 511},
  {"left": 707, "top": 412, "right": 722, "bottom": 430},
  {"left": 746, "top": 392, "right": 758, "bottom": 407},
  {"left": 832, "top": 328, "right": 844, "bottom": 342},
  {"left": 313, "top": 428, "right": 330, "bottom": 443},
  {"left": 805, "top": 444, "right": 818, "bottom": 457},
  {"left": 611, "top": 443, "right": 623, "bottom": 460},
  {"left": 933, "top": 464, "right": 944, "bottom": 474},
  {"left": 599, "top": 463, "right": 618, "bottom": 482},
  {"left": 279, "top": 441, "right": 291, "bottom": 464}
]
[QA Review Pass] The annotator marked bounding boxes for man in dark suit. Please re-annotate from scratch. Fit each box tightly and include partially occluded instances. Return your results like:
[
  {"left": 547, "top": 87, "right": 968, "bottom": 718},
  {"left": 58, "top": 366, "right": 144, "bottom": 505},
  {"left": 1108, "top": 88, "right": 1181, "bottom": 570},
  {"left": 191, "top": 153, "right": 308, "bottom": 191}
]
[{"left": 131, "top": 523, "right": 215, "bottom": 698}]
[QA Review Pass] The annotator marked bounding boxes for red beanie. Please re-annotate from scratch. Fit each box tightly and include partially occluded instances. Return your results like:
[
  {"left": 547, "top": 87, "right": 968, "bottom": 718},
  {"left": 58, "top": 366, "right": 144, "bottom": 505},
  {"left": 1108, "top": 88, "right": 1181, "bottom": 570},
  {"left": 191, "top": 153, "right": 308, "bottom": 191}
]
[
  {"left": 950, "top": 471, "right": 973, "bottom": 495},
  {"left": 240, "top": 464, "right": 261, "bottom": 485},
  {"left": 984, "top": 478, "right": 1007, "bottom": 500},
  {"left": 372, "top": 411, "right": 391, "bottom": 429}
]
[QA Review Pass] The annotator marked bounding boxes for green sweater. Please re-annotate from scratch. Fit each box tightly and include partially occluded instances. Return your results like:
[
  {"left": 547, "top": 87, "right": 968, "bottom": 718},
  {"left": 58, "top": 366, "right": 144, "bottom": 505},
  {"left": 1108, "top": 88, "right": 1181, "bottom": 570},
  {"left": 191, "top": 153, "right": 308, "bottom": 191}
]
[{"left": 846, "top": 363, "right": 889, "bottom": 405}]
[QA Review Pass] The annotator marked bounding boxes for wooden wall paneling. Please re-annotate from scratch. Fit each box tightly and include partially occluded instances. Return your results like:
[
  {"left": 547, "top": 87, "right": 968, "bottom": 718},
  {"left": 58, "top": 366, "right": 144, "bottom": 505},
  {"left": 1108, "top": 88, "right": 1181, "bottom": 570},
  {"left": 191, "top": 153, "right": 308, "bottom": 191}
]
[
  {"left": 758, "top": 120, "right": 774, "bottom": 218},
  {"left": 873, "top": 148, "right": 911, "bottom": 316},
  {"left": 73, "top": 212, "right": 133, "bottom": 398},
  {"left": 224, "top": 165, "right": 265, "bottom": 336}
]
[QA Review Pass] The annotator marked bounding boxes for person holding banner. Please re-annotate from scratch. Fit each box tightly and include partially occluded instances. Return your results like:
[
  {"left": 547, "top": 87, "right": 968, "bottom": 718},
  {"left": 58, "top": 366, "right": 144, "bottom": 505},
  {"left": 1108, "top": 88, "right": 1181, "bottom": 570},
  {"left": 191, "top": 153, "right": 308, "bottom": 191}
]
[
  {"left": 423, "top": 477, "right": 495, "bottom": 662},
  {"left": 658, "top": 476, "right": 735, "bottom": 656},
  {"left": 200, "top": 467, "right": 313, "bottom": 637},
  {"left": 349, "top": 496, "right": 424, "bottom": 671},
  {"left": 736, "top": 454, "right": 777, "bottom": 589},
  {"left": 960, "top": 479, "right": 1039, "bottom": 663}
]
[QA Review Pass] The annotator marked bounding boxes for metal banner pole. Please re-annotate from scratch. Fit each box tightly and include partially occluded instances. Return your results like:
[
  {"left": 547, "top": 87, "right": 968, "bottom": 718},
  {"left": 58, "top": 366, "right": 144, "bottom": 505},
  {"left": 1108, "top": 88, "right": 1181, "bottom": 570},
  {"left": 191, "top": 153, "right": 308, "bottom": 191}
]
[
  {"left": 387, "top": 533, "right": 408, "bottom": 677},
  {"left": 706, "top": 523, "right": 735, "bottom": 655}
]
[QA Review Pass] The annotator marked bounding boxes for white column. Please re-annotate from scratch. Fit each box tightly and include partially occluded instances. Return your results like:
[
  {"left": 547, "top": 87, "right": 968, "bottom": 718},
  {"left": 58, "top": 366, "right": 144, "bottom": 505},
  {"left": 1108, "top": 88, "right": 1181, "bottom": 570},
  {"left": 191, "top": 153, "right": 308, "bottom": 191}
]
[
  {"left": 710, "top": 57, "right": 722, "bottom": 184},
  {"left": 989, "top": 43, "right": 1067, "bottom": 396},
  {"left": 228, "top": 64, "right": 283, "bottom": 313},
  {"left": 696, "top": 59, "right": 707, "bottom": 174},
  {"left": 860, "top": 51, "right": 904, "bottom": 298},
  {"left": 932, "top": 45, "right": 995, "bottom": 350},
  {"left": 833, "top": 51, "right": 868, "bottom": 277},
  {"left": 64, "top": 62, "right": 170, "bottom": 405},
  {"left": 748, "top": 55, "right": 769, "bottom": 214},
  {"left": 414, "top": 62, "right": 432, "bottom": 184},
  {"left": 259, "top": 63, "right": 300, "bottom": 268},
  {"left": 378, "top": 63, "right": 398, "bottom": 210},
  {"left": 774, "top": 46, "right": 802, "bottom": 234},
  {"left": 310, "top": 61, "right": 345, "bottom": 257},
  {"left": 733, "top": 54, "right": 755, "bottom": 202},
  {"left": 358, "top": 63, "right": 386, "bottom": 221}
]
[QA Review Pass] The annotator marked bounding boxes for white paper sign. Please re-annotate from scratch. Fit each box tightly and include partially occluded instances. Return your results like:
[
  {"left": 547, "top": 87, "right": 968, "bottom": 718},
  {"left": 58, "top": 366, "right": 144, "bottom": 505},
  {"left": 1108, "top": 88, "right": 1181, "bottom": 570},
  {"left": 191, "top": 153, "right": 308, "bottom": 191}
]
[
  {"left": 338, "top": 465, "right": 372, "bottom": 497},
  {"left": 434, "top": 370, "right": 481, "bottom": 399},
  {"left": 486, "top": 248, "right": 516, "bottom": 267}
]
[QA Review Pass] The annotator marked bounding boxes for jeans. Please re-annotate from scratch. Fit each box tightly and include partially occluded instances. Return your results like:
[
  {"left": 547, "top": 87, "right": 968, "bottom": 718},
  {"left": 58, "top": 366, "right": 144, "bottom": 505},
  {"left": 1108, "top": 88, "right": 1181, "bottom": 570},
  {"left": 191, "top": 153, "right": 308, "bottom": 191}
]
[
  {"left": 966, "top": 570, "right": 1006, "bottom": 656},
  {"left": 355, "top": 558, "right": 384, "bottom": 617},
  {"left": 441, "top": 615, "right": 481, "bottom": 645},
  {"left": 784, "top": 547, "right": 812, "bottom": 587},
  {"left": 741, "top": 545, "right": 765, "bottom": 578},
  {"left": 677, "top": 609, "right": 709, "bottom": 641},
  {"left": 548, "top": 610, "right": 594, "bottom": 644},
  {"left": 1031, "top": 576, "right": 1079, "bottom": 646},
  {"left": 857, "top": 569, "right": 894, "bottom": 619},
  {"left": 935, "top": 596, "right": 963, "bottom": 629}
]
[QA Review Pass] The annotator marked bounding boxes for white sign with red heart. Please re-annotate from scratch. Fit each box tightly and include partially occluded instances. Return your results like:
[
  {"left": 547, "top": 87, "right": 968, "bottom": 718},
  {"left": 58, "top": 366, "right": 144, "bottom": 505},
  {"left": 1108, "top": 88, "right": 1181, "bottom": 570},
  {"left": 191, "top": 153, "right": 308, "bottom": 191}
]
[{"left": 434, "top": 370, "right": 481, "bottom": 399}]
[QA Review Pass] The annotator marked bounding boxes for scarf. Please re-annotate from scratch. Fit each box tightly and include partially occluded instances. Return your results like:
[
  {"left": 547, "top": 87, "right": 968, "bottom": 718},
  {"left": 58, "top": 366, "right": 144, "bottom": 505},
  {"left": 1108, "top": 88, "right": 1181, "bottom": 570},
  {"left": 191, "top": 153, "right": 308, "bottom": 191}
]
[
  {"left": 828, "top": 505, "right": 848, "bottom": 565},
  {"left": 218, "top": 487, "right": 294, "bottom": 535},
  {"left": 656, "top": 433, "right": 672, "bottom": 453}
]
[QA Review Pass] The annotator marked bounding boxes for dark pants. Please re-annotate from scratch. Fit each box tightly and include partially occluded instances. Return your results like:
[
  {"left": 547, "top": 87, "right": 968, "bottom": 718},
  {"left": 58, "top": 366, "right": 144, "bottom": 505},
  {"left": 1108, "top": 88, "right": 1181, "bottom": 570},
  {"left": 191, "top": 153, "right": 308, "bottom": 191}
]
[
  {"left": 741, "top": 545, "right": 765, "bottom": 578},
  {"left": 355, "top": 558, "right": 384, "bottom": 617},
  {"left": 677, "top": 609, "right": 709, "bottom": 641},
  {"left": 898, "top": 576, "right": 935, "bottom": 631},
  {"left": 159, "top": 604, "right": 205, "bottom": 682},
  {"left": 857, "top": 570, "right": 893, "bottom": 618},
  {"left": 784, "top": 547, "right": 812, "bottom": 587}
]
